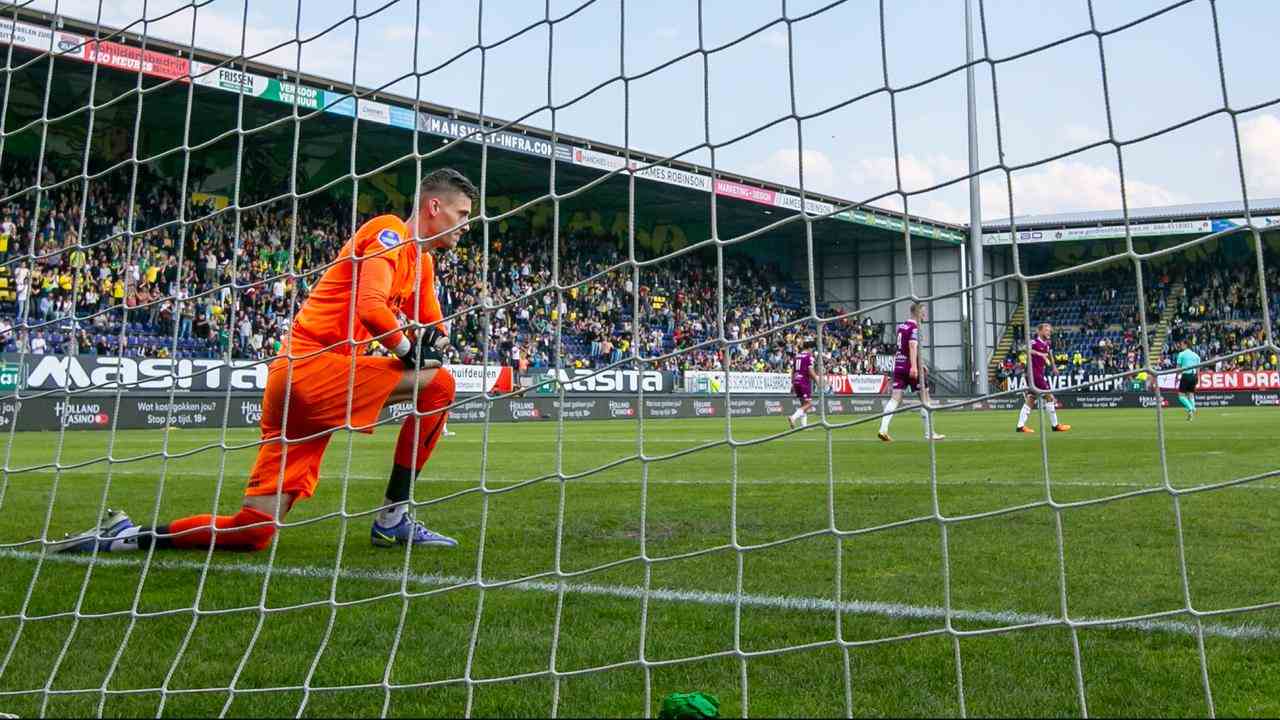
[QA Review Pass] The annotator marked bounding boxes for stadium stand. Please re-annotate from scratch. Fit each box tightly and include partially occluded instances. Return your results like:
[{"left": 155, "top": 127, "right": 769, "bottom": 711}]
[
  {"left": 993, "top": 253, "right": 1279, "bottom": 390},
  {"left": 6, "top": 161, "right": 1270, "bottom": 387},
  {"left": 0, "top": 164, "right": 891, "bottom": 376},
  {"left": 1163, "top": 257, "right": 1280, "bottom": 372}
]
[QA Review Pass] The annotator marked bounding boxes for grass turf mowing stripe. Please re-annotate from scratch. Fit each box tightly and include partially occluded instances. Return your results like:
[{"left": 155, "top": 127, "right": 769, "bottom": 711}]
[
  {"left": 2, "top": 549, "right": 1277, "bottom": 643},
  {"left": 8, "top": 466, "right": 1280, "bottom": 491}
]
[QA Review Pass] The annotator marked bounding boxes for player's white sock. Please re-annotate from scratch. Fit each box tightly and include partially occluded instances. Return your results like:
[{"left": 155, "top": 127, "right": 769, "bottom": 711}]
[
  {"left": 920, "top": 408, "right": 931, "bottom": 438},
  {"left": 800, "top": 412, "right": 808, "bottom": 427},
  {"left": 1017, "top": 404, "right": 1031, "bottom": 428},
  {"left": 378, "top": 501, "right": 408, "bottom": 527},
  {"left": 790, "top": 408, "right": 804, "bottom": 423},
  {"left": 880, "top": 398, "right": 899, "bottom": 433},
  {"left": 1048, "top": 403, "right": 1060, "bottom": 427}
]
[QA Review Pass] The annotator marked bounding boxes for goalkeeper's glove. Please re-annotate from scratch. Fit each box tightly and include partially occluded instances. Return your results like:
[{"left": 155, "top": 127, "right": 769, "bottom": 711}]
[{"left": 395, "top": 325, "right": 449, "bottom": 369}]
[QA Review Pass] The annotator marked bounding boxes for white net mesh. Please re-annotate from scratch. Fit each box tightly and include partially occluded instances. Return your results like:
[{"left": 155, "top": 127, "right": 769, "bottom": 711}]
[{"left": 0, "top": 0, "right": 1278, "bottom": 717}]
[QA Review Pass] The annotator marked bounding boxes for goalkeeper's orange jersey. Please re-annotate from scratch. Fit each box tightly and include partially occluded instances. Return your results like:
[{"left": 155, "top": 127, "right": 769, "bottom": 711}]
[{"left": 287, "top": 214, "right": 443, "bottom": 356}]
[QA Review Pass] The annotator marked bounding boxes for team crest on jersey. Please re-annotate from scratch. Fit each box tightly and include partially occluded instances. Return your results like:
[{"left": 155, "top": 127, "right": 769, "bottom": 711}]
[{"left": 377, "top": 228, "right": 402, "bottom": 248}]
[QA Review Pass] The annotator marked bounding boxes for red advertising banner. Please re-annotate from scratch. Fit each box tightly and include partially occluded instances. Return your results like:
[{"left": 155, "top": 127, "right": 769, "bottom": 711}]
[
  {"left": 83, "top": 39, "right": 190, "bottom": 81},
  {"left": 826, "top": 374, "right": 890, "bottom": 395},
  {"left": 1157, "top": 369, "right": 1280, "bottom": 392},
  {"left": 448, "top": 364, "right": 513, "bottom": 394}
]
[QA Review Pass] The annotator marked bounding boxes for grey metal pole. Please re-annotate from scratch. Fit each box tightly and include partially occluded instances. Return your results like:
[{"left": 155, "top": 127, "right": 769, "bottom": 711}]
[{"left": 966, "top": 0, "right": 989, "bottom": 395}]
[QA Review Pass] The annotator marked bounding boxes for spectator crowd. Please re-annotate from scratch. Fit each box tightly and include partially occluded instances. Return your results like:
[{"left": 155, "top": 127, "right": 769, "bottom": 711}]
[
  {"left": 7, "top": 162, "right": 1273, "bottom": 391},
  {"left": 1162, "top": 258, "right": 1280, "bottom": 372},
  {"left": 993, "top": 252, "right": 1279, "bottom": 391},
  {"left": 0, "top": 165, "right": 892, "bottom": 381}
]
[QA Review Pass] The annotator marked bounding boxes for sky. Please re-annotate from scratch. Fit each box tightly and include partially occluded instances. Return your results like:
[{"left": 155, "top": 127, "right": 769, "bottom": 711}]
[{"left": 22, "top": 0, "right": 1280, "bottom": 225}]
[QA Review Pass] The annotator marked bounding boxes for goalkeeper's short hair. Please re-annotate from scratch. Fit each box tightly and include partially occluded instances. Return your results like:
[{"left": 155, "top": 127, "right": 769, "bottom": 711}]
[{"left": 420, "top": 167, "right": 479, "bottom": 203}]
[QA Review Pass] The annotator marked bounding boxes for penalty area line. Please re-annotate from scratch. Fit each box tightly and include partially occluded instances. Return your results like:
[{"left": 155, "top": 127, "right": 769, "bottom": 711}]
[{"left": 2, "top": 550, "right": 1277, "bottom": 643}]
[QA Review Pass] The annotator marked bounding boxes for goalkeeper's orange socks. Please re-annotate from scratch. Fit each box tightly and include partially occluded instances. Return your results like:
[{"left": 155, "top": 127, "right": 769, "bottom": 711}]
[{"left": 127, "top": 506, "right": 277, "bottom": 552}]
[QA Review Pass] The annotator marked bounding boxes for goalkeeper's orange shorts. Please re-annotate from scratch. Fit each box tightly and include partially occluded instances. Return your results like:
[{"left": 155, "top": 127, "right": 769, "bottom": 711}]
[{"left": 245, "top": 353, "right": 404, "bottom": 500}]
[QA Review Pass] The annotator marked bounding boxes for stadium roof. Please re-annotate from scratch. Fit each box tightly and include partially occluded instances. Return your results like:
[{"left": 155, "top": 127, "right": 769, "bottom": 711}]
[
  {"left": 982, "top": 198, "right": 1280, "bottom": 232},
  {"left": 5, "top": 5, "right": 966, "bottom": 246}
]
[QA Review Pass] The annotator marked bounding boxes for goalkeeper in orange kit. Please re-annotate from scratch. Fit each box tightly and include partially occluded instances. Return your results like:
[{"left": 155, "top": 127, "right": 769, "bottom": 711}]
[{"left": 56, "top": 168, "right": 478, "bottom": 553}]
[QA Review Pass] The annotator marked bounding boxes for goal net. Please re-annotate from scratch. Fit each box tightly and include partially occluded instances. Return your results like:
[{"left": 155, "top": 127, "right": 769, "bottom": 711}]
[{"left": 1, "top": 0, "right": 1277, "bottom": 717}]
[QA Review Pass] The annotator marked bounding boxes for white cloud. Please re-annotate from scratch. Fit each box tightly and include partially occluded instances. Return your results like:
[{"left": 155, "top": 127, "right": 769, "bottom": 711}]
[
  {"left": 1240, "top": 113, "right": 1280, "bottom": 197},
  {"left": 810, "top": 148, "right": 1187, "bottom": 223},
  {"left": 986, "top": 159, "right": 1186, "bottom": 219},
  {"left": 53, "top": 0, "right": 356, "bottom": 80},
  {"left": 1062, "top": 123, "right": 1102, "bottom": 147},
  {"left": 745, "top": 148, "right": 838, "bottom": 195},
  {"left": 852, "top": 153, "right": 967, "bottom": 194},
  {"left": 384, "top": 24, "right": 433, "bottom": 44},
  {"left": 58, "top": 1, "right": 288, "bottom": 56},
  {"left": 762, "top": 27, "right": 787, "bottom": 50}
]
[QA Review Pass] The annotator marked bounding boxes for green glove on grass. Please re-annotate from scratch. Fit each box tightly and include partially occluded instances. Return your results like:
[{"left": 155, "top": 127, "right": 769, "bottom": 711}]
[{"left": 657, "top": 691, "right": 720, "bottom": 719}]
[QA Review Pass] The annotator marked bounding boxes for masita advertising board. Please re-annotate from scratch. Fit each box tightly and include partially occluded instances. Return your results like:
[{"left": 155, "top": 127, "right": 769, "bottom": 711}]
[
  {"left": 6, "top": 355, "right": 511, "bottom": 394},
  {"left": 524, "top": 368, "right": 675, "bottom": 394}
]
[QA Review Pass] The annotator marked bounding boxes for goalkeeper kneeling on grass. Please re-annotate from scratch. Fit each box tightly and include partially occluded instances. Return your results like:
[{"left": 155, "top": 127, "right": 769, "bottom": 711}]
[{"left": 55, "top": 169, "right": 479, "bottom": 554}]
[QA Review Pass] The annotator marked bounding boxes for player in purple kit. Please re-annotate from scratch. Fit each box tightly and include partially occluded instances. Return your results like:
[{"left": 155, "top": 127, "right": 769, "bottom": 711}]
[
  {"left": 1016, "top": 322, "right": 1071, "bottom": 433},
  {"left": 878, "top": 303, "right": 945, "bottom": 442},
  {"left": 788, "top": 339, "right": 819, "bottom": 428}
]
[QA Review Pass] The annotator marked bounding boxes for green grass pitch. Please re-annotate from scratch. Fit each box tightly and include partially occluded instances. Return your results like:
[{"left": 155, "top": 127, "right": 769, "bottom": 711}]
[{"left": 0, "top": 405, "right": 1277, "bottom": 717}]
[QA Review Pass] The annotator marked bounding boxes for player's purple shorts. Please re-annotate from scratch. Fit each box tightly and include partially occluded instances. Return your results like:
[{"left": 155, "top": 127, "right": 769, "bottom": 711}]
[
  {"left": 891, "top": 367, "right": 919, "bottom": 393},
  {"left": 792, "top": 380, "right": 812, "bottom": 401},
  {"left": 1029, "top": 372, "right": 1050, "bottom": 392}
]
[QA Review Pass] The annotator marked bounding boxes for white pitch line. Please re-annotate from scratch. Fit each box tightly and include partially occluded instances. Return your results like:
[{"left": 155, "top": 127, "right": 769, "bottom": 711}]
[
  {"left": 1, "top": 550, "right": 1277, "bottom": 642},
  {"left": 5, "top": 466, "right": 1279, "bottom": 492},
  {"left": 18, "top": 433, "right": 1276, "bottom": 447}
]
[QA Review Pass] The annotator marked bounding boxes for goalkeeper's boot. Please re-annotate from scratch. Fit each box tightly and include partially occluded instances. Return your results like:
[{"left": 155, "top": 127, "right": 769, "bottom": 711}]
[
  {"left": 1016, "top": 426, "right": 1036, "bottom": 433},
  {"left": 52, "top": 509, "right": 138, "bottom": 554},
  {"left": 371, "top": 514, "right": 458, "bottom": 549},
  {"left": 1051, "top": 424, "right": 1072, "bottom": 432},
  {"left": 877, "top": 431, "right": 892, "bottom": 443}
]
